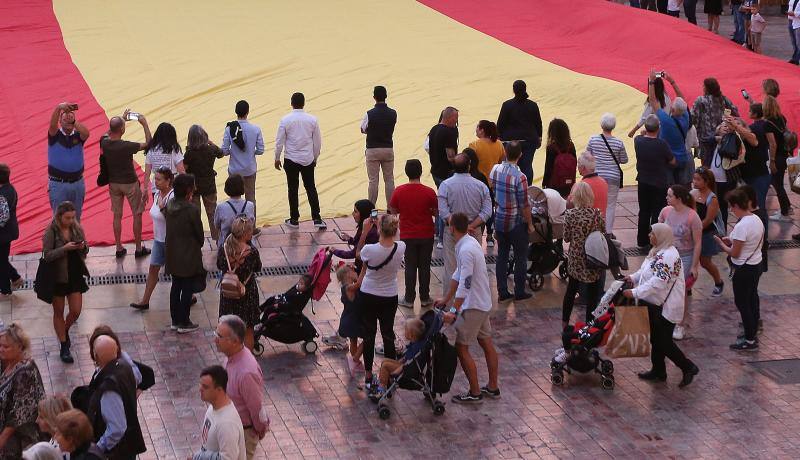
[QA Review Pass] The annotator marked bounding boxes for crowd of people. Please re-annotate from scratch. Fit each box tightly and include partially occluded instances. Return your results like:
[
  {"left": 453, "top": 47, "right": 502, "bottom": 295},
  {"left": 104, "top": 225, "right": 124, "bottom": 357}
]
[
  {"left": 0, "top": 55, "right": 795, "bottom": 456},
  {"left": 614, "top": 0, "right": 800, "bottom": 58}
]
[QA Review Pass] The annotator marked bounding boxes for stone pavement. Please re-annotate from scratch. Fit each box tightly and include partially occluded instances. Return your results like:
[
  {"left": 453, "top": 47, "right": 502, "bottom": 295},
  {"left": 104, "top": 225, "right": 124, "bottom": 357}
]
[{"left": 5, "top": 185, "right": 800, "bottom": 459}]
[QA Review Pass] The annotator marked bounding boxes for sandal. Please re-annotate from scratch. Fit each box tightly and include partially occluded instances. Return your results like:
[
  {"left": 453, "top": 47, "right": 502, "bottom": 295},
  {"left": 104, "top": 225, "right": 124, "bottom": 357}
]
[
  {"left": 115, "top": 248, "right": 127, "bottom": 258},
  {"left": 130, "top": 302, "right": 149, "bottom": 310},
  {"left": 134, "top": 247, "right": 151, "bottom": 258}
]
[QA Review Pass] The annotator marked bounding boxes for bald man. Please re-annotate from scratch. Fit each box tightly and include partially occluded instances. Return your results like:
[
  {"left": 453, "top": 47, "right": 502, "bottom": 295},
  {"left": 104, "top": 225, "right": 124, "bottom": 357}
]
[
  {"left": 436, "top": 151, "right": 492, "bottom": 295},
  {"left": 87, "top": 335, "right": 146, "bottom": 459},
  {"left": 100, "top": 109, "right": 151, "bottom": 259}
]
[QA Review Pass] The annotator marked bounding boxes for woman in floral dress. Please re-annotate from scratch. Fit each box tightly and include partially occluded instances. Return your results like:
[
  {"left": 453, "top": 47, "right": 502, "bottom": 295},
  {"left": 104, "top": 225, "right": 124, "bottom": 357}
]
[{"left": 217, "top": 216, "right": 262, "bottom": 351}]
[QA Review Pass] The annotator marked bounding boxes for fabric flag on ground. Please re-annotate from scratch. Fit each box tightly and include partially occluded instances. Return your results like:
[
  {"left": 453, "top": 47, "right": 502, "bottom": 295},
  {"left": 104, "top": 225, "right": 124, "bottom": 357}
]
[{"left": 1, "top": 0, "right": 796, "bottom": 254}]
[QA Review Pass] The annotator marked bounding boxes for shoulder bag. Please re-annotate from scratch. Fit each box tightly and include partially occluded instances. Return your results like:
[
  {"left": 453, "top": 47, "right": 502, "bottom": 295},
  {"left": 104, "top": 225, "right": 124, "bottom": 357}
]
[
  {"left": 366, "top": 243, "right": 398, "bottom": 271},
  {"left": 600, "top": 134, "right": 624, "bottom": 187},
  {"left": 34, "top": 228, "right": 57, "bottom": 303}
]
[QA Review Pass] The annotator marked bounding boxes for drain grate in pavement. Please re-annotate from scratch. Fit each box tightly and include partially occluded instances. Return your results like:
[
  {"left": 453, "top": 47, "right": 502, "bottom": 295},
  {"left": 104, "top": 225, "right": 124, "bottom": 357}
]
[
  {"left": 12, "top": 240, "right": 797, "bottom": 290},
  {"left": 749, "top": 359, "right": 800, "bottom": 384}
]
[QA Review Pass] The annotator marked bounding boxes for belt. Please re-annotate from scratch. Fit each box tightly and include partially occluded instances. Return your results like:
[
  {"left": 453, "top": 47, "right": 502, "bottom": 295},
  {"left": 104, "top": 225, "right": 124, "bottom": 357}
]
[
  {"left": 49, "top": 176, "right": 83, "bottom": 184},
  {"left": 242, "top": 425, "right": 253, "bottom": 429}
]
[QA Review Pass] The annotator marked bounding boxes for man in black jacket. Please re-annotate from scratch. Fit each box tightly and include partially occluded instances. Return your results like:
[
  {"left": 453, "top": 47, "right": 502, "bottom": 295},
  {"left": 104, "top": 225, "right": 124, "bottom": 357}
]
[
  {"left": 361, "top": 85, "right": 397, "bottom": 207},
  {"left": 87, "top": 335, "right": 146, "bottom": 460},
  {"left": 497, "top": 80, "right": 542, "bottom": 183}
]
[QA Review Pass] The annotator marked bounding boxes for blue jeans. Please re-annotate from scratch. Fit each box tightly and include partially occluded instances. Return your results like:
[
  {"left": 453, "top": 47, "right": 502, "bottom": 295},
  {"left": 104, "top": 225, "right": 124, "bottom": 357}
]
[
  {"left": 792, "top": 23, "right": 800, "bottom": 62},
  {"left": 48, "top": 178, "right": 85, "bottom": 220},
  {"left": 733, "top": 7, "right": 745, "bottom": 43},
  {"left": 495, "top": 222, "right": 529, "bottom": 297}
]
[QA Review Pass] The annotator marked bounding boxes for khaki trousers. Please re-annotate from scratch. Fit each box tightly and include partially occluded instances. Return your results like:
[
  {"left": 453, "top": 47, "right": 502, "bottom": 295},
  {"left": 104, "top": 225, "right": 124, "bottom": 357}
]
[{"left": 365, "top": 147, "right": 394, "bottom": 207}]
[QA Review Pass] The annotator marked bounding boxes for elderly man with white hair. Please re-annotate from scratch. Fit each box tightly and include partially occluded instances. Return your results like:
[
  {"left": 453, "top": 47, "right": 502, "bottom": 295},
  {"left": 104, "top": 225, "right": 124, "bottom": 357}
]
[
  {"left": 585, "top": 112, "right": 628, "bottom": 235},
  {"left": 648, "top": 71, "right": 693, "bottom": 186}
]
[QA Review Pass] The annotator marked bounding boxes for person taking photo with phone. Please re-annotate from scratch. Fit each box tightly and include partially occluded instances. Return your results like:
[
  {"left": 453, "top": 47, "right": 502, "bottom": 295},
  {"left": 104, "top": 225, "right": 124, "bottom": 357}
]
[{"left": 48, "top": 102, "right": 90, "bottom": 220}]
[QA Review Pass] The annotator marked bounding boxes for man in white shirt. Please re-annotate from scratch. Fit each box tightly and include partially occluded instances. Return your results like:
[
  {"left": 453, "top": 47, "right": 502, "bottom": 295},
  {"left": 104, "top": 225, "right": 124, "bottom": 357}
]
[
  {"left": 192, "top": 365, "right": 246, "bottom": 460},
  {"left": 435, "top": 212, "right": 499, "bottom": 405},
  {"left": 274, "top": 92, "right": 325, "bottom": 229}
]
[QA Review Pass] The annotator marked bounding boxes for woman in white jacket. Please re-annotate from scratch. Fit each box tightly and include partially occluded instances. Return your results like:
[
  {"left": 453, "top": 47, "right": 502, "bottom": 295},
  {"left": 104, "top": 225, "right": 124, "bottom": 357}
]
[{"left": 622, "top": 223, "right": 699, "bottom": 388}]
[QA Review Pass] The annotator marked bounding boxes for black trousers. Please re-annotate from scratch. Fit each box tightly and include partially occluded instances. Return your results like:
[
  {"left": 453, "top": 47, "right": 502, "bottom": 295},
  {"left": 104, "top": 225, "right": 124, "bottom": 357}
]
[
  {"left": 359, "top": 291, "right": 398, "bottom": 374},
  {"left": 772, "top": 157, "right": 791, "bottom": 216},
  {"left": 647, "top": 304, "right": 692, "bottom": 374},
  {"left": 0, "top": 242, "right": 20, "bottom": 294},
  {"left": 657, "top": 0, "right": 668, "bottom": 13},
  {"left": 637, "top": 183, "right": 666, "bottom": 247},
  {"left": 169, "top": 276, "right": 193, "bottom": 326},
  {"left": 401, "top": 238, "right": 434, "bottom": 303},
  {"left": 562, "top": 277, "right": 602, "bottom": 324},
  {"left": 684, "top": 0, "right": 697, "bottom": 24},
  {"left": 732, "top": 264, "right": 761, "bottom": 341},
  {"left": 284, "top": 159, "right": 321, "bottom": 221}
]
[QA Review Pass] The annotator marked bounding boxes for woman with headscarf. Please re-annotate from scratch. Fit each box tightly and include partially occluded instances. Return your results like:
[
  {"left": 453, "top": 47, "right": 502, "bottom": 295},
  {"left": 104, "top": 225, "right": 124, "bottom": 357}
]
[{"left": 623, "top": 223, "right": 699, "bottom": 388}]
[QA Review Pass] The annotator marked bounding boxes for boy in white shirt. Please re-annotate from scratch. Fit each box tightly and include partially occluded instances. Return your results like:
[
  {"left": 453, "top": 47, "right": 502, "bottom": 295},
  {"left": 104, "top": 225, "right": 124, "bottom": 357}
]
[{"left": 193, "top": 365, "right": 246, "bottom": 460}]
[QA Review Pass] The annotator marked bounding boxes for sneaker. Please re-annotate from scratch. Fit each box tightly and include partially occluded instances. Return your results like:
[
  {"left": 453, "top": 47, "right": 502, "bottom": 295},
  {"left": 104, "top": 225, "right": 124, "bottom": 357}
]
[
  {"left": 480, "top": 386, "right": 501, "bottom": 399},
  {"left": 398, "top": 297, "right": 414, "bottom": 308},
  {"left": 769, "top": 212, "right": 792, "bottom": 222},
  {"left": 436, "top": 241, "right": 443, "bottom": 249},
  {"left": 514, "top": 292, "right": 533, "bottom": 301},
  {"left": 134, "top": 246, "right": 151, "bottom": 258},
  {"left": 672, "top": 325, "right": 686, "bottom": 340},
  {"left": 420, "top": 298, "right": 434, "bottom": 308},
  {"left": 170, "top": 324, "right": 179, "bottom": 331},
  {"left": 451, "top": 392, "right": 483, "bottom": 404},
  {"left": 729, "top": 338, "right": 759, "bottom": 351},
  {"left": 177, "top": 322, "right": 200, "bottom": 334},
  {"left": 486, "top": 237, "right": 495, "bottom": 248},
  {"left": 313, "top": 219, "right": 327, "bottom": 229},
  {"left": 711, "top": 283, "right": 724, "bottom": 297},
  {"left": 498, "top": 292, "right": 514, "bottom": 303},
  {"left": 284, "top": 218, "right": 299, "bottom": 228},
  {"left": 11, "top": 278, "right": 23, "bottom": 290}
]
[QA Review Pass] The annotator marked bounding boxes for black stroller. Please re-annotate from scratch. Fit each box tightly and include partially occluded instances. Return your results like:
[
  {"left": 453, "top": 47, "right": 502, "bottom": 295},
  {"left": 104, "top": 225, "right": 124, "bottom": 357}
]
[
  {"left": 550, "top": 280, "right": 627, "bottom": 390},
  {"left": 372, "top": 309, "right": 458, "bottom": 420},
  {"left": 252, "top": 250, "right": 333, "bottom": 356}
]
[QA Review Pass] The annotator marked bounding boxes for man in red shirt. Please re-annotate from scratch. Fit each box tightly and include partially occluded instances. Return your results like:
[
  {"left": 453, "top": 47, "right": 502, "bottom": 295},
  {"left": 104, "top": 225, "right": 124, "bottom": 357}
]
[{"left": 389, "top": 159, "right": 438, "bottom": 308}]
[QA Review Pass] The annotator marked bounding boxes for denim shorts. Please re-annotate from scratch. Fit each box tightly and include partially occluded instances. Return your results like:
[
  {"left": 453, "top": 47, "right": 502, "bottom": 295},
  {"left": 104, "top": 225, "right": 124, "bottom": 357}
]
[
  {"left": 680, "top": 253, "right": 693, "bottom": 280},
  {"left": 700, "top": 232, "right": 719, "bottom": 257},
  {"left": 150, "top": 240, "right": 166, "bottom": 266}
]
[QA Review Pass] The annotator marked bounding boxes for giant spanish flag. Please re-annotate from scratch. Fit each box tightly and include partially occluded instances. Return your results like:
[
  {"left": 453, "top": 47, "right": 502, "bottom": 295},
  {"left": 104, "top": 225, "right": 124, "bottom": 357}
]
[{"left": 2, "top": 0, "right": 798, "bottom": 254}]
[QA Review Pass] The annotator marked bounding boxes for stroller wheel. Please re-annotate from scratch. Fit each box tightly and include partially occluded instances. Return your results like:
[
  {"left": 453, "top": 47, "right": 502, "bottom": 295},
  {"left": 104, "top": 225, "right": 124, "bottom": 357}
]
[
  {"left": 601, "top": 376, "right": 615, "bottom": 390},
  {"left": 378, "top": 405, "right": 391, "bottom": 420},
  {"left": 252, "top": 340, "right": 265, "bottom": 357},
  {"left": 302, "top": 340, "right": 318, "bottom": 354},
  {"left": 559, "top": 262, "right": 569, "bottom": 281},
  {"left": 433, "top": 401, "right": 446, "bottom": 416},
  {"left": 551, "top": 372, "right": 564, "bottom": 386},
  {"left": 600, "top": 360, "right": 614, "bottom": 376},
  {"left": 529, "top": 272, "right": 544, "bottom": 291}
]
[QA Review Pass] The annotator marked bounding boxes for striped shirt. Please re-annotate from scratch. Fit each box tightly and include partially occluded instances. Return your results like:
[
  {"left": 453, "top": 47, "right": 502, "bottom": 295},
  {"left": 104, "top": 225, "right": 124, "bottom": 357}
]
[
  {"left": 489, "top": 162, "right": 529, "bottom": 233},
  {"left": 585, "top": 134, "right": 628, "bottom": 186}
]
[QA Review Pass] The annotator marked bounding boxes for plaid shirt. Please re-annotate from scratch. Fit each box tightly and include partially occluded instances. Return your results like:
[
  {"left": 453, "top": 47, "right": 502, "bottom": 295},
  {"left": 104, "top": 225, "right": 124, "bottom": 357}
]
[{"left": 489, "top": 161, "right": 529, "bottom": 233}]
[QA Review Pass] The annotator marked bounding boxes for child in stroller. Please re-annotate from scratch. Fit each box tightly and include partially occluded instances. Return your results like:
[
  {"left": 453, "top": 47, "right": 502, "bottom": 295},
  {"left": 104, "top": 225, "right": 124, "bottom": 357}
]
[
  {"left": 252, "top": 274, "right": 319, "bottom": 355},
  {"left": 370, "top": 309, "right": 458, "bottom": 420},
  {"left": 550, "top": 280, "right": 626, "bottom": 390}
]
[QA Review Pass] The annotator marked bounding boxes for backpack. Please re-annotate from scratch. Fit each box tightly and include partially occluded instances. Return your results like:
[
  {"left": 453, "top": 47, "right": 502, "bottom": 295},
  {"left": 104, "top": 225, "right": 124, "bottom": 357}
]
[
  {"left": 550, "top": 146, "right": 577, "bottom": 190},
  {"left": 220, "top": 246, "right": 252, "bottom": 300},
  {"left": 306, "top": 248, "right": 332, "bottom": 301},
  {"left": 0, "top": 196, "right": 9, "bottom": 228}
]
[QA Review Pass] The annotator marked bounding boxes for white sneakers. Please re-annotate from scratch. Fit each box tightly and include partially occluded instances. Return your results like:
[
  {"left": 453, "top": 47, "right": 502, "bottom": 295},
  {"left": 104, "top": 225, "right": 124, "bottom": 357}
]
[{"left": 673, "top": 325, "right": 686, "bottom": 340}]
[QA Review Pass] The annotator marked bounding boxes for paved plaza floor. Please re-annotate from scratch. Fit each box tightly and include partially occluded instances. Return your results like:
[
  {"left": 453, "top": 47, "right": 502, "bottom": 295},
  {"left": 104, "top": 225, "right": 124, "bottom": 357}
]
[{"left": 5, "top": 187, "right": 800, "bottom": 459}]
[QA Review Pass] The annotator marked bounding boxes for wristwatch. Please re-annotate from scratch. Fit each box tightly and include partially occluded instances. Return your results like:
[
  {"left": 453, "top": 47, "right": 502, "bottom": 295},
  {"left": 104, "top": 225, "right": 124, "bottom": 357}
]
[{"left": 448, "top": 306, "right": 458, "bottom": 315}]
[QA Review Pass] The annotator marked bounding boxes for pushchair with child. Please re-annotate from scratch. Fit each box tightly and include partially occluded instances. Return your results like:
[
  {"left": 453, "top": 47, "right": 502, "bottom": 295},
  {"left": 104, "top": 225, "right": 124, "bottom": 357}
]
[
  {"left": 508, "top": 186, "right": 569, "bottom": 290},
  {"left": 550, "top": 280, "right": 627, "bottom": 390},
  {"left": 252, "top": 249, "right": 333, "bottom": 356},
  {"left": 372, "top": 309, "right": 458, "bottom": 420}
]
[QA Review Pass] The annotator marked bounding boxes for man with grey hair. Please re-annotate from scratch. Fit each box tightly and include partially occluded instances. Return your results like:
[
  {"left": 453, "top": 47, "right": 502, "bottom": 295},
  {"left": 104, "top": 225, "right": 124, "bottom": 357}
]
[
  {"left": 634, "top": 114, "right": 676, "bottom": 248},
  {"left": 649, "top": 71, "right": 692, "bottom": 185},
  {"left": 214, "top": 316, "right": 269, "bottom": 459}
]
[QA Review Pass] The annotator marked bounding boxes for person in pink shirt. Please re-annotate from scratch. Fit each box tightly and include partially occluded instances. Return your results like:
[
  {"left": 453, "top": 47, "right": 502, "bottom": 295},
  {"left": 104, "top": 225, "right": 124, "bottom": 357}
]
[{"left": 214, "top": 315, "right": 270, "bottom": 460}]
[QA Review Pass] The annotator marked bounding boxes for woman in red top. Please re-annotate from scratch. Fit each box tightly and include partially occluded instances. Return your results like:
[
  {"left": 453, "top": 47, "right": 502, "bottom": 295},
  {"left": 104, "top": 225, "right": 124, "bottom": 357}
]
[{"left": 389, "top": 159, "right": 438, "bottom": 308}]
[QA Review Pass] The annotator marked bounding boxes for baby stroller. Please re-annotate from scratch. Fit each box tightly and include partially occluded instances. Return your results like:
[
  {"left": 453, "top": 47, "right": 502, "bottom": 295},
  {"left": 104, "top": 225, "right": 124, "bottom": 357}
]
[
  {"left": 550, "top": 280, "right": 626, "bottom": 390},
  {"left": 508, "top": 186, "right": 569, "bottom": 291},
  {"left": 373, "top": 309, "right": 458, "bottom": 420},
  {"left": 252, "top": 249, "right": 333, "bottom": 356}
]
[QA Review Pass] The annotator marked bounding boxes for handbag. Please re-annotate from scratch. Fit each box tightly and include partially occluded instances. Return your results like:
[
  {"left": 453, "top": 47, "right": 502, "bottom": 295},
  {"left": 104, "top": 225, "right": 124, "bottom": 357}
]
[
  {"left": 718, "top": 132, "right": 742, "bottom": 161},
  {"left": 221, "top": 247, "right": 251, "bottom": 299},
  {"left": 604, "top": 303, "right": 651, "bottom": 358},
  {"left": 34, "top": 228, "right": 57, "bottom": 303},
  {"left": 600, "top": 134, "right": 624, "bottom": 187}
]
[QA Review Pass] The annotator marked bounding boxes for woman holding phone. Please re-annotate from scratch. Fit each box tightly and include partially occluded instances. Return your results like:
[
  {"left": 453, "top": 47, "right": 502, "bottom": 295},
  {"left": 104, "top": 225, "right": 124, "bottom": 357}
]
[
  {"left": 331, "top": 199, "right": 379, "bottom": 272},
  {"left": 42, "top": 201, "right": 89, "bottom": 363}
]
